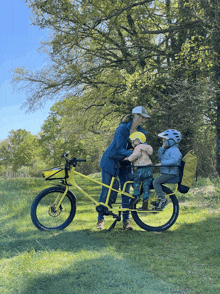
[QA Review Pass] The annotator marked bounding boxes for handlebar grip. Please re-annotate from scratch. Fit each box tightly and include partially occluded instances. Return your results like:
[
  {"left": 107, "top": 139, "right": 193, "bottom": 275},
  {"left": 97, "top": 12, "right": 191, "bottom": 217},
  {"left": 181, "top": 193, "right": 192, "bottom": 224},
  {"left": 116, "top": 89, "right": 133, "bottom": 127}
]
[
  {"left": 63, "top": 153, "right": 86, "bottom": 165},
  {"left": 62, "top": 151, "right": 70, "bottom": 158}
]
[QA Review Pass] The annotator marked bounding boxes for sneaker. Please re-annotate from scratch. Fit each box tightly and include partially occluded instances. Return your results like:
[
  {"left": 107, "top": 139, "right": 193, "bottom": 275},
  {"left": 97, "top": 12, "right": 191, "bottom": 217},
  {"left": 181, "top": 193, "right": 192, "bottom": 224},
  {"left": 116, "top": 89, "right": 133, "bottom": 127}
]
[
  {"left": 96, "top": 219, "right": 105, "bottom": 229},
  {"left": 155, "top": 198, "right": 169, "bottom": 210},
  {"left": 123, "top": 220, "right": 133, "bottom": 231},
  {"left": 133, "top": 197, "right": 141, "bottom": 205}
]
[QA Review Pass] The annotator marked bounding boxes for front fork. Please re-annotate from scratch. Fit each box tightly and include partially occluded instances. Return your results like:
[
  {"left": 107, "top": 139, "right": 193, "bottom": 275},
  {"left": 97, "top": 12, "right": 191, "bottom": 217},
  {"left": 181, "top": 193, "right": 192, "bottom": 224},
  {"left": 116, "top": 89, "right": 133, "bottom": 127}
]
[{"left": 53, "top": 186, "right": 69, "bottom": 210}]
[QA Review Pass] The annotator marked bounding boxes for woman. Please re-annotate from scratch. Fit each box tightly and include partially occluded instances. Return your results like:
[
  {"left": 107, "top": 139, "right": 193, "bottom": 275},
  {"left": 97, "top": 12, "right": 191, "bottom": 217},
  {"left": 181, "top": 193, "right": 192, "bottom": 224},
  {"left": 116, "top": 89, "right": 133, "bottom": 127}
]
[{"left": 97, "top": 106, "right": 150, "bottom": 230}]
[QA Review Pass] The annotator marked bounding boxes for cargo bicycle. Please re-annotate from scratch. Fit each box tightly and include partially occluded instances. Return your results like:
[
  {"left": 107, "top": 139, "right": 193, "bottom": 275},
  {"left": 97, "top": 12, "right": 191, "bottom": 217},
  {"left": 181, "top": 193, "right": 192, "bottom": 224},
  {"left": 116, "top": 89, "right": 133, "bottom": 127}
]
[{"left": 31, "top": 151, "right": 180, "bottom": 232}]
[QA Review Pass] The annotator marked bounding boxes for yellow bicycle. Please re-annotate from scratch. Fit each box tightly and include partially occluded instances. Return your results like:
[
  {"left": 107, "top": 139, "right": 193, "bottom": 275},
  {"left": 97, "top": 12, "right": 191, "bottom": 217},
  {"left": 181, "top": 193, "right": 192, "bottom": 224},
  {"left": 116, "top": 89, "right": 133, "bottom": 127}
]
[{"left": 31, "top": 152, "right": 180, "bottom": 232}]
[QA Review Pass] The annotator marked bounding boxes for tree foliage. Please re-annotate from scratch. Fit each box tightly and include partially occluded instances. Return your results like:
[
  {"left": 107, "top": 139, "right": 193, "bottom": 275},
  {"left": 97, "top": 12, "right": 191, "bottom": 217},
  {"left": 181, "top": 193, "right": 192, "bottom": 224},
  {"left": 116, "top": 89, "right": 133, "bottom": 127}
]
[
  {"left": 38, "top": 98, "right": 119, "bottom": 174},
  {"left": 0, "top": 129, "right": 41, "bottom": 173},
  {"left": 9, "top": 0, "right": 220, "bottom": 176},
  {"left": 13, "top": 0, "right": 201, "bottom": 110}
]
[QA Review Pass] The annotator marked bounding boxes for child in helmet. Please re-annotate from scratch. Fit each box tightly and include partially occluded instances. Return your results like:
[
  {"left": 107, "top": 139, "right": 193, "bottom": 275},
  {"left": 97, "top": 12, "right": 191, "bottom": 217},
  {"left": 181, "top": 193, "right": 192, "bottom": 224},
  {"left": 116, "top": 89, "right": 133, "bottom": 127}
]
[
  {"left": 124, "top": 132, "right": 153, "bottom": 210},
  {"left": 153, "top": 129, "right": 182, "bottom": 210}
]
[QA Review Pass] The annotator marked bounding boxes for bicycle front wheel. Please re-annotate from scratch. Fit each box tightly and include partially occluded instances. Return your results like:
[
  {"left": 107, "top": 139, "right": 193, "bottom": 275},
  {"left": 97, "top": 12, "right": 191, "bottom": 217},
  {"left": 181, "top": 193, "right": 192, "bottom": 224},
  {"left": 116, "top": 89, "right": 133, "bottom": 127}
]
[
  {"left": 131, "top": 185, "right": 179, "bottom": 232},
  {"left": 31, "top": 186, "right": 76, "bottom": 231}
]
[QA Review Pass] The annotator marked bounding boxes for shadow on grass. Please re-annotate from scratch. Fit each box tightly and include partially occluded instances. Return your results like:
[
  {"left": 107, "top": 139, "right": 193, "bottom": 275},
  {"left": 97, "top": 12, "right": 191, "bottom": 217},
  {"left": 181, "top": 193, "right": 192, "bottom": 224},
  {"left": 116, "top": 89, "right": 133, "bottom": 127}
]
[
  {"left": 1, "top": 211, "right": 219, "bottom": 293},
  {"left": 0, "top": 223, "right": 107, "bottom": 259},
  {"left": 21, "top": 256, "right": 177, "bottom": 294},
  {"left": 96, "top": 213, "right": 220, "bottom": 270},
  {"left": 1, "top": 211, "right": 220, "bottom": 260}
]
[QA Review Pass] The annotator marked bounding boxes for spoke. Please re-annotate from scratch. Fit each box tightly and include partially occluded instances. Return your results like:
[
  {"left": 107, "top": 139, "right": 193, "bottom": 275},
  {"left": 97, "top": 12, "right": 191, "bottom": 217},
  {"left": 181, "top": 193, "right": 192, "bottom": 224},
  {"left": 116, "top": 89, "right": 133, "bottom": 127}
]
[{"left": 36, "top": 192, "right": 72, "bottom": 228}]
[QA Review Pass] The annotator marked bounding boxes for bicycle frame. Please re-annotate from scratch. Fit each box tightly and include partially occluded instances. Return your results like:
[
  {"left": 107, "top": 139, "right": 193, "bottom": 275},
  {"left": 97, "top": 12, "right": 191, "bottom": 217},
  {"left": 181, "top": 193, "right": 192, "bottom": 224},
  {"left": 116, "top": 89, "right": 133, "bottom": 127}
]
[
  {"left": 54, "top": 165, "right": 179, "bottom": 214},
  {"left": 31, "top": 157, "right": 182, "bottom": 232}
]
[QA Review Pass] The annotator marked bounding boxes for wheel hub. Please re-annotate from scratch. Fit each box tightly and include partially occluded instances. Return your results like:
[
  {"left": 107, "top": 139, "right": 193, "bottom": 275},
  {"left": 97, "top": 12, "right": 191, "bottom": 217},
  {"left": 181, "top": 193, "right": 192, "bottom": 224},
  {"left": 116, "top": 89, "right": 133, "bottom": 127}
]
[{"left": 48, "top": 204, "right": 62, "bottom": 217}]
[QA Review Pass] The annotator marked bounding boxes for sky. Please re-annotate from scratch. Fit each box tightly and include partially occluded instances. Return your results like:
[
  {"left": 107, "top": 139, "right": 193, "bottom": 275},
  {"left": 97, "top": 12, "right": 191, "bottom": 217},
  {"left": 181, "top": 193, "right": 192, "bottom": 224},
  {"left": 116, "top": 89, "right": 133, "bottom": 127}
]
[{"left": 0, "top": 0, "right": 55, "bottom": 141}]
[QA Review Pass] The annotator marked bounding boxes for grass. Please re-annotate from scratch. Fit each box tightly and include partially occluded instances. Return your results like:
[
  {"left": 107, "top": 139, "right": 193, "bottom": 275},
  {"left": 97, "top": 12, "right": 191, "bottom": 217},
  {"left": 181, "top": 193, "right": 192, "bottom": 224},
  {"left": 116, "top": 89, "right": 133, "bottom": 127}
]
[{"left": 0, "top": 175, "right": 219, "bottom": 293}]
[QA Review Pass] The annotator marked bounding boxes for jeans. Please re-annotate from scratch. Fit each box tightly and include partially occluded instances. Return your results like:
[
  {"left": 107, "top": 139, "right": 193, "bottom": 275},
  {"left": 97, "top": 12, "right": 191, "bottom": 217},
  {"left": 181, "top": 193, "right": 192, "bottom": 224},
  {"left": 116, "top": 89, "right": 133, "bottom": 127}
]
[
  {"left": 133, "top": 167, "right": 153, "bottom": 200},
  {"left": 153, "top": 174, "right": 176, "bottom": 199},
  {"left": 98, "top": 168, "right": 130, "bottom": 222}
]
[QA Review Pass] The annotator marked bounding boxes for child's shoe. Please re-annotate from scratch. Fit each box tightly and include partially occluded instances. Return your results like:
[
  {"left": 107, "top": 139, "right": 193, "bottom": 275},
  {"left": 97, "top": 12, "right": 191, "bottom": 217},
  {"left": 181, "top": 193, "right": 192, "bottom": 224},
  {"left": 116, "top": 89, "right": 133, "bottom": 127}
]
[
  {"left": 133, "top": 196, "right": 141, "bottom": 205},
  {"left": 141, "top": 199, "right": 149, "bottom": 210},
  {"left": 155, "top": 198, "right": 169, "bottom": 210}
]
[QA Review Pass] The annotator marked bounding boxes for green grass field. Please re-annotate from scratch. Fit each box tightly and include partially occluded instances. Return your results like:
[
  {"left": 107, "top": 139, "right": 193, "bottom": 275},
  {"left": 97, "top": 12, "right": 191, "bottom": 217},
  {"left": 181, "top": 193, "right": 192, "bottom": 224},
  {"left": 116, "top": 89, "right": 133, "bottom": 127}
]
[{"left": 0, "top": 175, "right": 219, "bottom": 294}]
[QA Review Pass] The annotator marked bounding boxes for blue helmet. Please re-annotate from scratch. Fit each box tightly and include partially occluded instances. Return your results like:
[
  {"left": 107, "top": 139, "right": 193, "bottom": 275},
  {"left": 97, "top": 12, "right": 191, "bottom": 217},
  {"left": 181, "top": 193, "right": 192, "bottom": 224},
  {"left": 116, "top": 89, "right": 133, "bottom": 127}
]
[{"left": 158, "top": 129, "right": 181, "bottom": 147}]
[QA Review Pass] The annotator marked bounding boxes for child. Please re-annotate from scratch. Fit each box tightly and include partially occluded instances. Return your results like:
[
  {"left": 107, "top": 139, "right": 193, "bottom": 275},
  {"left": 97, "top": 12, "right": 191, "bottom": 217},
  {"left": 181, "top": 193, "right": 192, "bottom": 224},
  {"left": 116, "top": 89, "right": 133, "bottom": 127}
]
[
  {"left": 124, "top": 132, "right": 153, "bottom": 210},
  {"left": 153, "top": 129, "right": 182, "bottom": 210}
]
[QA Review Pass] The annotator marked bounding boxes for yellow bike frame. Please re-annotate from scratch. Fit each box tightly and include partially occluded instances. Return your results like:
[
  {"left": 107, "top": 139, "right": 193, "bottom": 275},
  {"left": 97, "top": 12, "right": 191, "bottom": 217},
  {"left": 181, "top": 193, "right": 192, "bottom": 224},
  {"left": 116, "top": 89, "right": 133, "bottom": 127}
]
[{"left": 53, "top": 166, "right": 179, "bottom": 214}]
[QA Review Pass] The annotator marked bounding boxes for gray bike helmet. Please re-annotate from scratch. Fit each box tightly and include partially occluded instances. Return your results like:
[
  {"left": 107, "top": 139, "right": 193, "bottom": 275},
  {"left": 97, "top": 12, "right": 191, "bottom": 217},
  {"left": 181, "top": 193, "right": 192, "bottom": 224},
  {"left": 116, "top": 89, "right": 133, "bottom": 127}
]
[{"left": 158, "top": 129, "right": 181, "bottom": 147}]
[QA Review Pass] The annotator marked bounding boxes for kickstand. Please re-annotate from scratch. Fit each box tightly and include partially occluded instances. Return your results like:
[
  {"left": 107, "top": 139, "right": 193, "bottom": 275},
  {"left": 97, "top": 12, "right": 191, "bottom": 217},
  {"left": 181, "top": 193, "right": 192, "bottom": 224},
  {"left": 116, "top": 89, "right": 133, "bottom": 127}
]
[{"left": 106, "top": 212, "right": 121, "bottom": 233}]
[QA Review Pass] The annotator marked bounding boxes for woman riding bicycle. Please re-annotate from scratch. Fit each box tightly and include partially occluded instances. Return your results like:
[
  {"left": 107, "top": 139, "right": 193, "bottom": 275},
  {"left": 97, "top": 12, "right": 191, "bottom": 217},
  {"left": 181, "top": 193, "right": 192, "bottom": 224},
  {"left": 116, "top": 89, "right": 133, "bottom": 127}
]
[{"left": 97, "top": 106, "right": 150, "bottom": 230}]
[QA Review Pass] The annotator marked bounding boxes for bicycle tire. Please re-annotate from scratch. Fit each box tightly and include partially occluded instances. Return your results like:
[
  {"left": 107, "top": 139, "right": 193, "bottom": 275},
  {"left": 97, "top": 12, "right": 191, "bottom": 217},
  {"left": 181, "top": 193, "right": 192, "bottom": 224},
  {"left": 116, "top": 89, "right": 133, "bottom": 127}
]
[
  {"left": 131, "top": 185, "right": 179, "bottom": 231},
  {"left": 31, "top": 186, "right": 76, "bottom": 231}
]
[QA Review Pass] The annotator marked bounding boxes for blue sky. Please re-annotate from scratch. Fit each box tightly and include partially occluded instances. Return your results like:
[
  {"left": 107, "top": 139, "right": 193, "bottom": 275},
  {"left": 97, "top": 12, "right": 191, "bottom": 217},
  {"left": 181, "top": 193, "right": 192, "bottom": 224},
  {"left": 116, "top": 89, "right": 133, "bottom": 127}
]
[{"left": 0, "top": 0, "right": 55, "bottom": 141}]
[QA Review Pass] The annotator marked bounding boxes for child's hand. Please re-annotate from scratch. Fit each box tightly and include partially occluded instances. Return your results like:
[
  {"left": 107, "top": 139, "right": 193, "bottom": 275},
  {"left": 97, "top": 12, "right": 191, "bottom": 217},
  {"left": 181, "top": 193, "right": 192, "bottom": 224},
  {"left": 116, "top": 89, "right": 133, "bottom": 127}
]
[
  {"left": 124, "top": 157, "right": 129, "bottom": 161},
  {"left": 155, "top": 163, "right": 161, "bottom": 166},
  {"left": 162, "top": 139, "right": 166, "bottom": 148}
]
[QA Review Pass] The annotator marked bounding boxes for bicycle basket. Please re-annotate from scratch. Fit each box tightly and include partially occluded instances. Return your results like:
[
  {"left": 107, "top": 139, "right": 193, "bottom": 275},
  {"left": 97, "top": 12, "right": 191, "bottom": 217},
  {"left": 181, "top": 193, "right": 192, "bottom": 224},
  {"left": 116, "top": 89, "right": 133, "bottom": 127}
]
[{"left": 42, "top": 167, "right": 68, "bottom": 180}]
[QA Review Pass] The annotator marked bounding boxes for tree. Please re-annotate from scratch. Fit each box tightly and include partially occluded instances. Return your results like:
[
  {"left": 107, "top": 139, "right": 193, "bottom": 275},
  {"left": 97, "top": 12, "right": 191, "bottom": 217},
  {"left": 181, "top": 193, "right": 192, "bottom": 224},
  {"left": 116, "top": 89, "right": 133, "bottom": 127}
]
[
  {"left": 0, "top": 139, "right": 11, "bottom": 174},
  {"left": 39, "top": 98, "right": 119, "bottom": 174},
  {"left": 12, "top": 0, "right": 201, "bottom": 110},
  {"left": 165, "top": 0, "right": 220, "bottom": 174},
  {"left": 11, "top": 0, "right": 220, "bottom": 175},
  {"left": 0, "top": 129, "right": 40, "bottom": 172}
]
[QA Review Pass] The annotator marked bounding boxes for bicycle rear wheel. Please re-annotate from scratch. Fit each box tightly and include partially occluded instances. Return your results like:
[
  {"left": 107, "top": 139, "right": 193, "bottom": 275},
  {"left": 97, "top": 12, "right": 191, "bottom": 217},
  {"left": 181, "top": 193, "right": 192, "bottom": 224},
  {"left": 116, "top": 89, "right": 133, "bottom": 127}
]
[
  {"left": 131, "top": 185, "right": 179, "bottom": 231},
  {"left": 31, "top": 186, "right": 76, "bottom": 231}
]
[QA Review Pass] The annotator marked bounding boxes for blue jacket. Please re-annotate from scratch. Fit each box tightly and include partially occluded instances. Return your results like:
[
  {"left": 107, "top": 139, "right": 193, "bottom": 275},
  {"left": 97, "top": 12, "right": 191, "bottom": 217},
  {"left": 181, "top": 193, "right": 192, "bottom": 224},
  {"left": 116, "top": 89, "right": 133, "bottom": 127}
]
[
  {"left": 100, "top": 120, "right": 147, "bottom": 175},
  {"left": 158, "top": 144, "right": 182, "bottom": 175}
]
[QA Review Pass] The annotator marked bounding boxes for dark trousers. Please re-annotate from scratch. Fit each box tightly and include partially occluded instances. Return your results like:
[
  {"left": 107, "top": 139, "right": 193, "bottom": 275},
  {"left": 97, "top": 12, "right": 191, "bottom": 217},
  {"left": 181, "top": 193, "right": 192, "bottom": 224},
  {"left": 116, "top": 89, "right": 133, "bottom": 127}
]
[
  {"left": 153, "top": 174, "right": 176, "bottom": 199},
  {"left": 98, "top": 167, "right": 130, "bottom": 222}
]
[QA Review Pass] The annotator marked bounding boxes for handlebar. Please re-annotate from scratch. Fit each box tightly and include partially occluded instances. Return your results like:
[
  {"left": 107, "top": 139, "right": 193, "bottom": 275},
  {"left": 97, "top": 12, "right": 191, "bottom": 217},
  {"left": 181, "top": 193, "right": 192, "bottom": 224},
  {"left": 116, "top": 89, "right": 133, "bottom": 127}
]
[{"left": 62, "top": 151, "right": 86, "bottom": 166}]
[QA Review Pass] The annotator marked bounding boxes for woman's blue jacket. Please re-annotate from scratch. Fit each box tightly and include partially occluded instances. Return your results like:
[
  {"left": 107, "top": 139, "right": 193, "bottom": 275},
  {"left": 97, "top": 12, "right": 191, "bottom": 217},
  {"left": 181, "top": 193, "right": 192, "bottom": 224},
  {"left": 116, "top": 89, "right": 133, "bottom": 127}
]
[
  {"left": 158, "top": 144, "right": 182, "bottom": 175},
  {"left": 100, "top": 120, "right": 147, "bottom": 176}
]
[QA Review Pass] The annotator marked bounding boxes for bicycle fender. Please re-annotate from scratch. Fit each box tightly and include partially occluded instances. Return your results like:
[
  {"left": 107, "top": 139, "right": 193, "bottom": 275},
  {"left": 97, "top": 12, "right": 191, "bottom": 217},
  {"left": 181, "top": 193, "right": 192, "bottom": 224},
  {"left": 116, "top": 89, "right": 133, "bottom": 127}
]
[{"left": 65, "top": 189, "right": 77, "bottom": 201}]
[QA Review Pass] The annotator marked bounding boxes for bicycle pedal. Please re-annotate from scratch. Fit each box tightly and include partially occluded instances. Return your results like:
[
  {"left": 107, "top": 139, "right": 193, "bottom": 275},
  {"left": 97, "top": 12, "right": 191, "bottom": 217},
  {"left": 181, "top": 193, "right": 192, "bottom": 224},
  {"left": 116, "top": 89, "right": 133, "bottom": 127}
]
[{"left": 150, "top": 201, "right": 158, "bottom": 207}]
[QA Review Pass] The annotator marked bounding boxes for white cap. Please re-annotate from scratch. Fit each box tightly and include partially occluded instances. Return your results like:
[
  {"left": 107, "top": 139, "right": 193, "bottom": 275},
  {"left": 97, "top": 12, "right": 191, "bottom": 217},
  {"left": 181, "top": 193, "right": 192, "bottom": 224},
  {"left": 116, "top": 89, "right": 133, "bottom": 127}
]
[{"left": 132, "top": 106, "right": 150, "bottom": 118}]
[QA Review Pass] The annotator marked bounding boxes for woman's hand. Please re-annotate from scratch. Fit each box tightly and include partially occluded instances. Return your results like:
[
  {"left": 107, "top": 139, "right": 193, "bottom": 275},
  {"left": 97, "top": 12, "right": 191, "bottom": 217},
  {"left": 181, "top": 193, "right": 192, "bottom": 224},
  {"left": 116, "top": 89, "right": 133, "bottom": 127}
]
[
  {"left": 124, "top": 157, "right": 129, "bottom": 161},
  {"left": 155, "top": 163, "right": 161, "bottom": 166}
]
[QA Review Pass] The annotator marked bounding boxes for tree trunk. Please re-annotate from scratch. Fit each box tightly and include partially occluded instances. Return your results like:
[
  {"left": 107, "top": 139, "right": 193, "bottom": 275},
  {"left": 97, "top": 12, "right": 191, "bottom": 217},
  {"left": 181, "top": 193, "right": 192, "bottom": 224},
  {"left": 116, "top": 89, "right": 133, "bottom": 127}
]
[
  {"left": 212, "top": 22, "right": 220, "bottom": 175},
  {"left": 216, "top": 89, "right": 220, "bottom": 175}
]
